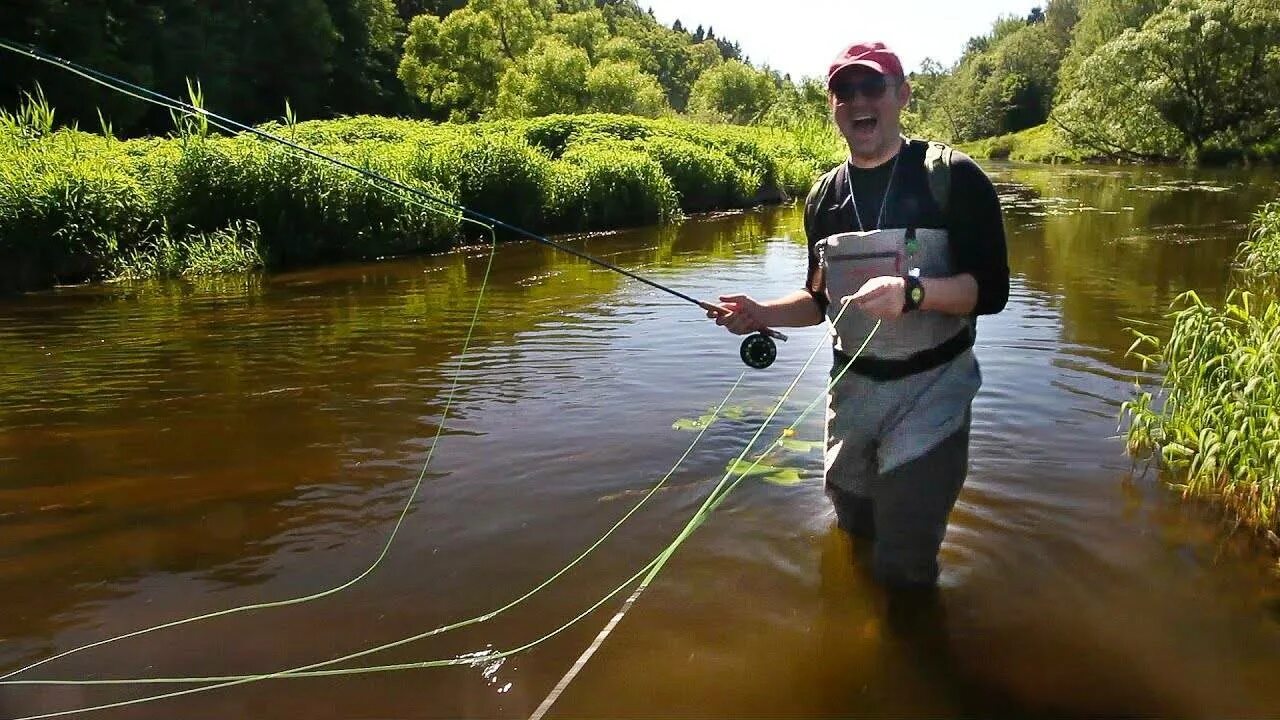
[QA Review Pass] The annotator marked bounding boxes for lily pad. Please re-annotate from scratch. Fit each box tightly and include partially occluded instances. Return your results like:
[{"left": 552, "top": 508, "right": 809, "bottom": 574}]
[
  {"left": 778, "top": 439, "right": 823, "bottom": 453},
  {"left": 725, "top": 459, "right": 804, "bottom": 486},
  {"left": 672, "top": 413, "right": 719, "bottom": 431}
]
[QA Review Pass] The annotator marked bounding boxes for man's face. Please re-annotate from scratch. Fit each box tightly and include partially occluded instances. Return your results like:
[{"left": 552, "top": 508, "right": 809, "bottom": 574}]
[{"left": 829, "top": 66, "right": 910, "bottom": 164}]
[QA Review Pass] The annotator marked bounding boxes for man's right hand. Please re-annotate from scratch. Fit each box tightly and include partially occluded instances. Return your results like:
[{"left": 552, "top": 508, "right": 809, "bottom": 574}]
[{"left": 706, "top": 294, "right": 767, "bottom": 335}]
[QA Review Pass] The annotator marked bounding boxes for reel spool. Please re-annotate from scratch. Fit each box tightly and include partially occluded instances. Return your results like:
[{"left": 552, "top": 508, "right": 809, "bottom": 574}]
[{"left": 739, "top": 332, "right": 777, "bottom": 370}]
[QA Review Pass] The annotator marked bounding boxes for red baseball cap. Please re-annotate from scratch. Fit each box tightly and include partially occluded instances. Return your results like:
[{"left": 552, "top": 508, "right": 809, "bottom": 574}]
[{"left": 827, "top": 41, "right": 905, "bottom": 88}]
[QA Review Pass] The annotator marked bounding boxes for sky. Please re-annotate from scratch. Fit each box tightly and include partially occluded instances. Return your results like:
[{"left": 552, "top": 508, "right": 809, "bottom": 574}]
[{"left": 640, "top": 0, "right": 1043, "bottom": 81}]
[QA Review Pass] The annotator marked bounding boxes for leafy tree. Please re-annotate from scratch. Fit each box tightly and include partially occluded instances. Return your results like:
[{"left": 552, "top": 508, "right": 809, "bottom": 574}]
[
  {"left": 472, "top": 0, "right": 553, "bottom": 59},
  {"left": 324, "top": 0, "right": 406, "bottom": 115},
  {"left": 585, "top": 60, "right": 669, "bottom": 116},
  {"left": 686, "top": 60, "right": 777, "bottom": 124},
  {"left": 493, "top": 38, "right": 590, "bottom": 116},
  {"left": 4, "top": 0, "right": 414, "bottom": 135},
  {"left": 906, "top": 58, "right": 957, "bottom": 138},
  {"left": 922, "top": 0, "right": 1080, "bottom": 140},
  {"left": 759, "top": 77, "right": 828, "bottom": 129},
  {"left": 613, "top": 14, "right": 698, "bottom": 109},
  {"left": 549, "top": 9, "right": 610, "bottom": 61},
  {"left": 398, "top": 9, "right": 505, "bottom": 120},
  {"left": 1055, "top": 0, "right": 1280, "bottom": 158},
  {"left": 597, "top": 36, "right": 648, "bottom": 65},
  {"left": 394, "top": 0, "right": 467, "bottom": 21},
  {"left": 1056, "top": 0, "right": 1168, "bottom": 97}
]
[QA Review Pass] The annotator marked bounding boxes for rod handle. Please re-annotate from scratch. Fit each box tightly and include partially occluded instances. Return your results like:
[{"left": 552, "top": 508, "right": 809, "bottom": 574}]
[{"left": 698, "top": 301, "right": 788, "bottom": 343}]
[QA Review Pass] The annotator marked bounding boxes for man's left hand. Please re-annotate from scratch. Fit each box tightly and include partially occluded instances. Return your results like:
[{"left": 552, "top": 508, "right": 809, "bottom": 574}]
[{"left": 842, "top": 275, "right": 906, "bottom": 322}]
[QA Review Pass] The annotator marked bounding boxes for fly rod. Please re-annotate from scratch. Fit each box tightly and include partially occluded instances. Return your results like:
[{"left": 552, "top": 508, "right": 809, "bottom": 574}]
[{"left": 0, "top": 39, "right": 788, "bottom": 368}]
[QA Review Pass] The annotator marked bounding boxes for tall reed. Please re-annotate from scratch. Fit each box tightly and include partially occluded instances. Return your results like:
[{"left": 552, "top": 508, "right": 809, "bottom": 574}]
[{"left": 1123, "top": 203, "right": 1280, "bottom": 537}]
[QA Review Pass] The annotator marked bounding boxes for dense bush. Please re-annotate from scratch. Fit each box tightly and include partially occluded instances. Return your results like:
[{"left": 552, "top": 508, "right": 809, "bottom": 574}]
[
  {"left": 641, "top": 136, "right": 751, "bottom": 211},
  {"left": 0, "top": 110, "right": 841, "bottom": 292},
  {"left": 548, "top": 141, "right": 678, "bottom": 229},
  {"left": 411, "top": 130, "right": 552, "bottom": 232},
  {"left": 0, "top": 129, "right": 155, "bottom": 290}
]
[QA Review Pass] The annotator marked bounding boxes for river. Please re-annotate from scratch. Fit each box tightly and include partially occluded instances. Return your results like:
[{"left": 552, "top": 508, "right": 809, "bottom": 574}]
[{"left": 2, "top": 161, "right": 1279, "bottom": 719}]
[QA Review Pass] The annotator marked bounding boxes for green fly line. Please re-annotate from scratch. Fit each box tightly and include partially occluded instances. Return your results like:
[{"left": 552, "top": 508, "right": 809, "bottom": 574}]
[
  {"left": 0, "top": 34, "right": 768, "bottom": 708},
  {"left": 0, "top": 100, "right": 502, "bottom": 687},
  {"left": 0, "top": 310, "right": 878, "bottom": 720},
  {"left": 0, "top": 43, "right": 755, "bottom": 693},
  {"left": 530, "top": 310, "right": 878, "bottom": 720},
  {"left": 0, "top": 37, "right": 885, "bottom": 720}
]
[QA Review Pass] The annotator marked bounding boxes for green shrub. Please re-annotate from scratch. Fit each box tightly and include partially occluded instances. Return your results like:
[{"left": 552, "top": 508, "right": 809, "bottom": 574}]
[
  {"left": 114, "top": 219, "right": 264, "bottom": 280},
  {"left": 521, "top": 114, "right": 652, "bottom": 158},
  {"left": 0, "top": 129, "right": 155, "bottom": 291},
  {"left": 156, "top": 136, "right": 457, "bottom": 266},
  {"left": 1235, "top": 200, "right": 1280, "bottom": 280},
  {"left": 412, "top": 130, "right": 551, "bottom": 232},
  {"left": 641, "top": 135, "right": 749, "bottom": 211},
  {"left": 1123, "top": 201, "right": 1280, "bottom": 537},
  {"left": 1123, "top": 288, "right": 1280, "bottom": 535},
  {"left": 1, "top": 111, "right": 832, "bottom": 291},
  {"left": 548, "top": 142, "right": 678, "bottom": 230},
  {"left": 959, "top": 123, "right": 1094, "bottom": 163}
]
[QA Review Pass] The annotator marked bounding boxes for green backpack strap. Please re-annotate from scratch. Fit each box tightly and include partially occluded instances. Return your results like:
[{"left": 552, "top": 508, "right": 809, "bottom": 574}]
[{"left": 923, "top": 140, "right": 953, "bottom": 215}]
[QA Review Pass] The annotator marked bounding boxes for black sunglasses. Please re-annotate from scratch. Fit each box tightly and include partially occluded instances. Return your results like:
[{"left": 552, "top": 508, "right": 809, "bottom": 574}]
[{"left": 830, "top": 75, "right": 892, "bottom": 102}]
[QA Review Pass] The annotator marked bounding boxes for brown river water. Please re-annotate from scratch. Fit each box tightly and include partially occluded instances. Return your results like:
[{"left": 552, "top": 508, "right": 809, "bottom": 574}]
[{"left": 3, "top": 162, "right": 1280, "bottom": 719}]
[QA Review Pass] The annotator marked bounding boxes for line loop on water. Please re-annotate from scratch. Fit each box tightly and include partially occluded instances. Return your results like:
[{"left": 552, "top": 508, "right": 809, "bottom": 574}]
[
  {"left": 0, "top": 305, "right": 877, "bottom": 720},
  {"left": 0, "top": 37, "right": 882, "bottom": 720}
]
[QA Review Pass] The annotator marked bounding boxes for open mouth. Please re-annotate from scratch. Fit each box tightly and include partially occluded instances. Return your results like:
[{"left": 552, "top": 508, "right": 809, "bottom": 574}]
[{"left": 852, "top": 115, "right": 878, "bottom": 134}]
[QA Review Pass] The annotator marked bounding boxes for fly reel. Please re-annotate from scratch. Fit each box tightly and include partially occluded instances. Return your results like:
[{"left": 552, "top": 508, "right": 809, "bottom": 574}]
[{"left": 740, "top": 332, "right": 777, "bottom": 370}]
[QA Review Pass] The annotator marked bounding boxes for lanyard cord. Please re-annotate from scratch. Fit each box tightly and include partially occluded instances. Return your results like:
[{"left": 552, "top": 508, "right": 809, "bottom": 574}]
[{"left": 846, "top": 138, "right": 904, "bottom": 232}]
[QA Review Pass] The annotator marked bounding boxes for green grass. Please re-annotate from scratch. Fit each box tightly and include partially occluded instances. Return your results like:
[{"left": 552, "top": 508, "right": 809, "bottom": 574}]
[
  {"left": 0, "top": 104, "right": 845, "bottom": 293},
  {"left": 1122, "top": 202, "right": 1280, "bottom": 537},
  {"left": 112, "top": 220, "right": 264, "bottom": 280},
  {"left": 1234, "top": 200, "right": 1280, "bottom": 278},
  {"left": 958, "top": 123, "right": 1096, "bottom": 164}
]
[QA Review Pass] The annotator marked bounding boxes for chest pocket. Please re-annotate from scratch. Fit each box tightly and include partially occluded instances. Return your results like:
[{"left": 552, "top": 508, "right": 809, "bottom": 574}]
[
  {"left": 819, "top": 229, "right": 903, "bottom": 308},
  {"left": 817, "top": 227, "right": 968, "bottom": 359}
]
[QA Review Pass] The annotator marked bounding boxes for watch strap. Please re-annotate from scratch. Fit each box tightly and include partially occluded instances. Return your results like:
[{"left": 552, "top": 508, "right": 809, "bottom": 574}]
[{"left": 903, "top": 274, "right": 925, "bottom": 312}]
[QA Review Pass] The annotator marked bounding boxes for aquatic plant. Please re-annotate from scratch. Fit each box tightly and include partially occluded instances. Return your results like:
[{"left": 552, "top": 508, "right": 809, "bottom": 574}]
[
  {"left": 0, "top": 110, "right": 837, "bottom": 292},
  {"left": 1235, "top": 200, "right": 1280, "bottom": 279},
  {"left": 113, "top": 220, "right": 263, "bottom": 280},
  {"left": 1123, "top": 201, "right": 1280, "bottom": 537},
  {"left": 1123, "top": 287, "right": 1280, "bottom": 535}
]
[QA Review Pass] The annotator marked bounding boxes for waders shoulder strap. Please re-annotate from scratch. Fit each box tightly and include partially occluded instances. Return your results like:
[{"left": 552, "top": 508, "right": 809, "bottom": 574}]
[{"left": 923, "top": 140, "right": 953, "bottom": 215}]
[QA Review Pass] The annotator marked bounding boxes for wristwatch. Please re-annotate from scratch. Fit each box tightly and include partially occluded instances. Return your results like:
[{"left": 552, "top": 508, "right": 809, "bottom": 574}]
[{"left": 903, "top": 274, "right": 925, "bottom": 312}]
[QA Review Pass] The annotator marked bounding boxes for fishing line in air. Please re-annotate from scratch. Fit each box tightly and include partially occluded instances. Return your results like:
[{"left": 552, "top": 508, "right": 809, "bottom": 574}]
[
  {"left": 0, "top": 36, "right": 750, "bottom": 686},
  {"left": 0, "top": 36, "right": 753, "bottom": 688},
  {"left": 0, "top": 38, "right": 790, "bottom": 368},
  {"left": 0, "top": 312, "right": 878, "bottom": 720},
  {"left": 0, "top": 38, "right": 883, "bottom": 720}
]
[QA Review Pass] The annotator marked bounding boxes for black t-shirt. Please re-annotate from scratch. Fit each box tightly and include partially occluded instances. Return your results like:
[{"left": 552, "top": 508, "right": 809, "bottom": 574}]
[{"left": 803, "top": 139, "right": 1009, "bottom": 319}]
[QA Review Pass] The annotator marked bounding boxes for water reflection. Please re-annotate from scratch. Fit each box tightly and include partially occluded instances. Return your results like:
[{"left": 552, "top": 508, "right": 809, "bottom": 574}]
[{"left": 2, "top": 162, "right": 1280, "bottom": 718}]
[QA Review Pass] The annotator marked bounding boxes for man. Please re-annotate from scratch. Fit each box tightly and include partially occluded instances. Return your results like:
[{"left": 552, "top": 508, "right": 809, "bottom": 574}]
[{"left": 709, "top": 41, "right": 1009, "bottom": 590}]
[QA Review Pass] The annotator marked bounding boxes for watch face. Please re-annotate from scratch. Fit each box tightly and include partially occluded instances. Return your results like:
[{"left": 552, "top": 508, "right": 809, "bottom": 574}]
[{"left": 911, "top": 287, "right": 923, "bottom": 303}]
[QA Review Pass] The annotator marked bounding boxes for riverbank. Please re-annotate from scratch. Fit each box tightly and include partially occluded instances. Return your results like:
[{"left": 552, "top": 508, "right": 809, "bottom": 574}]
[
  {"left": 0, "top": 110, "right": 842, "bottom": 294},
  {"left": 1123, "top": 198, "right": 1280, "bottom": 544},
  {"left": 961, "top": 123, "right": 1280, "bottom": 167},
  {"left": 958, "top": 124, "right": 1095, "bottom": 164}
]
